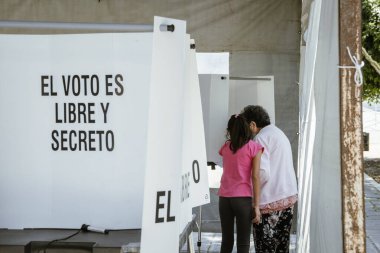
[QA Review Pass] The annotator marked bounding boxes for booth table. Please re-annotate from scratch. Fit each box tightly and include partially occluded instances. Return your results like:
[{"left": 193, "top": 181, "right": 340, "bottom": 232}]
[
  {"left": 0, "top": 229, "right": 141, "bottom": 253},
  {"left": 0, "top": 214, "right": 197, "bottom": 253}
]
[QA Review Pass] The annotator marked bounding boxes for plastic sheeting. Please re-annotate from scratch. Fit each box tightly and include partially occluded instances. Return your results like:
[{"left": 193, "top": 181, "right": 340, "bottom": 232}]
[{"left": 297, "top": 0, "right": 343, "bottom": 252}]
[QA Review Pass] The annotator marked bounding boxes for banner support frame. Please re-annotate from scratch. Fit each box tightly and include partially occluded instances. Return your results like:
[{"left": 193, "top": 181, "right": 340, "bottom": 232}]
[{"left": 0, "top": 20, "right": 174, "bottom": 33}]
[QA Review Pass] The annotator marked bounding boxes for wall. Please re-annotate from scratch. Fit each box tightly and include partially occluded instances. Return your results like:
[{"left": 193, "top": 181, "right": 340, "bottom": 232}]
[{"left": 230, "top": 52, "right": 300, "bottom": 163}]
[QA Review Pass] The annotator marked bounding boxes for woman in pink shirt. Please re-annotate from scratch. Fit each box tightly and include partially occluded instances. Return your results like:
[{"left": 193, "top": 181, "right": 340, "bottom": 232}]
[{"left": 218, "top": 114, "right": 263, "bottom": 253}]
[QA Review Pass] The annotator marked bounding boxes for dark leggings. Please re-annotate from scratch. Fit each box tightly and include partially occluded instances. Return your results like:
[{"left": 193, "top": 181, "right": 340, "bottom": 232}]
[{"left": 219, "top": 196, "right": 252, "bottom": 253}]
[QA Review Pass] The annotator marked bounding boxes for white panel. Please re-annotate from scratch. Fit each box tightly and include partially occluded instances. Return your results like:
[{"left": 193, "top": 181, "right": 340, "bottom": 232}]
[
  {"left": 182, "top": 39, "right": 210, "bottom": 211},
  {"left": 178, "top": 36, "right": 217, "bottom": 238},
  {"left": 228, "top": 76, "right": 275, "bottom": 124},
  {"left": 198, "top": 74, "right": 229, "bottom": 166},
  {"left": 196, "top": 53, "right": 229, "bottom": 74},
  {"left": 199, "top": 74, "right": 212, "bottom": 162},
  {"left": 0, "top": 33, "right": 152, "bottom": 229},
  {"left": 179, "top": 35, "right": 194, "bottom": 233},
  {"left": 140, "top": 17, "right": 186, "bottom": 253}
]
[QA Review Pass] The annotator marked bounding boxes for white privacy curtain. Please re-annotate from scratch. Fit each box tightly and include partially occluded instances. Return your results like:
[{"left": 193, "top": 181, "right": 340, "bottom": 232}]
[{"left": 297, "top": 0, "right": 343, "bottom": 252}]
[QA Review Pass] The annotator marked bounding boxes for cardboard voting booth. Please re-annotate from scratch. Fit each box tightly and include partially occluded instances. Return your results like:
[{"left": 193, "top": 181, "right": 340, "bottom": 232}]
[
  {"left": 0, "top": 17, "right": 209, "bottom": 252},
  {"left": 198, "top": 74, "right": 229, "bottom": 166}
]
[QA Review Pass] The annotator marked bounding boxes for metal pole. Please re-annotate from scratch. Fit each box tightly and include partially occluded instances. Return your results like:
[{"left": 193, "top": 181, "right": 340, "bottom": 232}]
[
  {"left": 229, "top": 77, "right": 272, "bottom": 81},
  {"left": 339, "top": 0, "right": 366, "bottom": 252},
  {"left": 0, "top": 20, "right": 155, "bottom": 32},
  {"left": 197, "top": 206, "right": 202, "bottom": 253}
]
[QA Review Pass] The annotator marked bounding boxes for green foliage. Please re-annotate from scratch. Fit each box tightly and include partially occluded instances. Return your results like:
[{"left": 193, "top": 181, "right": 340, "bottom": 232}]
[{"left": 362, "top": 0, "right": 380, "bottom": 103}]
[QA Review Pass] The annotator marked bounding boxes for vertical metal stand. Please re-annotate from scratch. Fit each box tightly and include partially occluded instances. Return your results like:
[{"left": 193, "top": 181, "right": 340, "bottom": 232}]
[
  {"left": 197, "top": 206, "right": 202, "bottom": 253},
  {"left": 187, "top": 232, "right": 195, "bottom": 253}
]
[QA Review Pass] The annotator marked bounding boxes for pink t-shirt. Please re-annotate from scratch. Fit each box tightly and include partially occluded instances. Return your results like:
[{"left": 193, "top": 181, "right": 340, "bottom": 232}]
[{"left": 218, "top": 140, "right": 263, "bottom": 197}]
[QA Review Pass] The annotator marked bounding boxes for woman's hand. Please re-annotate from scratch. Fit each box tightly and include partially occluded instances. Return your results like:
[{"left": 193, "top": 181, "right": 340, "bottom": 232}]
[{"left": 252, "top": 206, "right": 261, "bottom": 224}]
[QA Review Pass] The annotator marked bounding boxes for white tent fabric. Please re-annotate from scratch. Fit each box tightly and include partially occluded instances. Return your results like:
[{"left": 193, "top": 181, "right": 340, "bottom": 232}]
[
  {"left": 297, "top": 1, "right": 320, "bottom": 251},
  {"left": 297, "top": 0, "right": 343, "bottom": 252}
]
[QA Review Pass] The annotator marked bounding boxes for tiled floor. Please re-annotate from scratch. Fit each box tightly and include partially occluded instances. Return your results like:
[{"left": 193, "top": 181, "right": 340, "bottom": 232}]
[
  {"left": 179, "top": 174, "right": 380, "bottom": 253},
  {"left": 365, "top": 174, "right": 380, "bottom": 253},
  {"left": 180, "top": 233, "right": 296, "bottom": 253}
]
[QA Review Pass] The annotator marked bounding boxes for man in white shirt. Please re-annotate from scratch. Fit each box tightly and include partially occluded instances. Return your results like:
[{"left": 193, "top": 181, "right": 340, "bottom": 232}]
[{"left": 242, "top": 105, "right": 298, "bottom": 253}]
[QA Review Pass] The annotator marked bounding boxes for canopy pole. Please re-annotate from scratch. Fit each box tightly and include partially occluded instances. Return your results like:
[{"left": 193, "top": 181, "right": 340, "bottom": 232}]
[
  {"left": 339, "top": 0, "right": 366, "bottom": 252},
  {"left": 229, "top": 77, "right": 272, "bottom": 81},
  {"left": 0, "top": 20, "right": 162, "bottom": 32}
]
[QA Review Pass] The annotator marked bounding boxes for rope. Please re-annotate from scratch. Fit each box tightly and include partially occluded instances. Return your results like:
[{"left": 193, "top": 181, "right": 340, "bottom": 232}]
[{"left": 338, "top": 47, "right": 365, "bottom": 97}]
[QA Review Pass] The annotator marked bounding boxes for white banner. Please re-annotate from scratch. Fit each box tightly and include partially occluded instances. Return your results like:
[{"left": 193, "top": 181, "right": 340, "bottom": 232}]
[
  {"left": 0, "top": 17, "right": 209, "bottom": 251},
  {"left": 0, "top": 33, "right": 153, "bottom": 229},
  {"left": 178, "top": 36, "right": 212, "bottom": 232},
  {"left": 183, "top": 39, "right": 210, "bottom": 209},
  {"left": 140, "top": 17, "right": 187, "bottom": 253}
]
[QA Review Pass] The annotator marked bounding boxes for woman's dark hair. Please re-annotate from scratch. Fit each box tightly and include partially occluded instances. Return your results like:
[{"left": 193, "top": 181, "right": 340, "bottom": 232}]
[
  {"left": 226, "top": 114, "right": 252, "bottom": 153},
  {"left": 241, "top": 105, "right": 271, "bottom": 128}
]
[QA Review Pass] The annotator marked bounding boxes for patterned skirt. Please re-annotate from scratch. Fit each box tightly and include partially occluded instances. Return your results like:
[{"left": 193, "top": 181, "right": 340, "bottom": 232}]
[{"left": 252, "top": 206, "right": 294, "bottom": 253}]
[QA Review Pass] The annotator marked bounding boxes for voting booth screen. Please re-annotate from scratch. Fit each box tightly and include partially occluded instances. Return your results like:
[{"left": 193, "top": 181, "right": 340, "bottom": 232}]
[
  {"left": 0, "top": 32, "right": 153, "bottom": 229},
  {"left": 0, "top": 17, "right": 209, "bottom": 241}
]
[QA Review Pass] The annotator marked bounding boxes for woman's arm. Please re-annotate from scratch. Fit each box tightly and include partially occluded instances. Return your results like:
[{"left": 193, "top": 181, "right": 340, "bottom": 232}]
[{"left": 252, "top": 150, "right": 262, "bottom": 224}]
